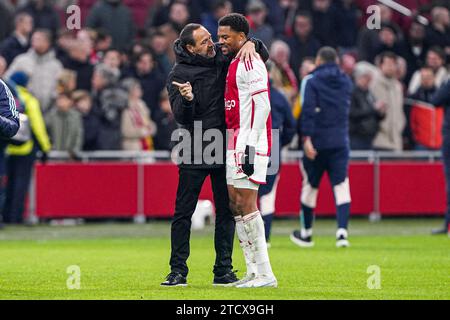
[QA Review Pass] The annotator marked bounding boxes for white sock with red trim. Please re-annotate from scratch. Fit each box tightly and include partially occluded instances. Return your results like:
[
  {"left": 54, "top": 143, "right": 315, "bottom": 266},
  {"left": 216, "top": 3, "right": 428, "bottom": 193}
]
[
  {"left": 242, "top": 211, "right": 274, "bottom": 277},
  {"left": 234, "top": 216, "right": 257, "bottom": 277}
]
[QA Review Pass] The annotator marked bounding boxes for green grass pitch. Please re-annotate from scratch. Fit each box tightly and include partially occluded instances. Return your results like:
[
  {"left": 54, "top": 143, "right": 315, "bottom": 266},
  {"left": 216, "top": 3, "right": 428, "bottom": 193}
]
[{"left": 0, "top": 218, "right": 449, "bottom": 300}]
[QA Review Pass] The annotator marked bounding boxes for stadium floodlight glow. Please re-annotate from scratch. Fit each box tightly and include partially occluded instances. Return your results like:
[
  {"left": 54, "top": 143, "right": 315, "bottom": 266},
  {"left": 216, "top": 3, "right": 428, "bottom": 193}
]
[{"left": 377, "top": 0, "right": 429, "bottom": 25}]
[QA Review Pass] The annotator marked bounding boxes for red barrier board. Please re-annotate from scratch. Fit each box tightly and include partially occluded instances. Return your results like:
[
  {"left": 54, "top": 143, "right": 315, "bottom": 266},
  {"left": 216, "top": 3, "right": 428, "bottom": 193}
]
[
  {"left": 36, "top": 163, "right": 138, "bottom": 218},
  {"left": 34, "top": 161, "right": 446, "bottom": 218},
  {"left": 379, "top": 162, "right": 446, "bottom": 214}
]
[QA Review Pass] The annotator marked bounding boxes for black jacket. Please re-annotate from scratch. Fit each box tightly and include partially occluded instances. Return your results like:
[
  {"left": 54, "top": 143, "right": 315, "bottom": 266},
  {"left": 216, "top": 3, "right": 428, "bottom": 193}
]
[
  {"left": 167, "top": 39, "right": 269, "bottom": 168},
  {"left": 0, "top": 35, "right": 29, "bottom": 65},
  {"left": 349, "top": 86, "right": 384, "bottom": 138}
]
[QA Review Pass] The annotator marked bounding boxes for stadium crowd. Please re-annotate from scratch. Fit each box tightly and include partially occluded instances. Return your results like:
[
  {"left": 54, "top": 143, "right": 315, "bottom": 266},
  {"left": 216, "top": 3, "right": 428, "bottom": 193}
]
[{"left": 0, "top": 0, "right": 448, "bottom": 155}]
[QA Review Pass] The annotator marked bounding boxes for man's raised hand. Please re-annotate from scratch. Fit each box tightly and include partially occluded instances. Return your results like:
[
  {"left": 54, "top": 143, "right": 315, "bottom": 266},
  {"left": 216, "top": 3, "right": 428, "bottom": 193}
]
[{"left": 172, "top": 81, "right": 194, "bottom": 101}]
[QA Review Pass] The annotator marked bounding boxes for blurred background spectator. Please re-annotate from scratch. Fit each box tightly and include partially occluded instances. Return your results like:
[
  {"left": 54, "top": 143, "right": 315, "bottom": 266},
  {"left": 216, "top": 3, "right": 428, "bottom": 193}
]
[
  {"left": 120, "top": 78, "right": 156, "bottom": 151},
  {"left": 0, "top": 0, "right": 445, "bottom": 157},
  {"left": 2, "top": 71, "right": 51, "bottom": 224}
]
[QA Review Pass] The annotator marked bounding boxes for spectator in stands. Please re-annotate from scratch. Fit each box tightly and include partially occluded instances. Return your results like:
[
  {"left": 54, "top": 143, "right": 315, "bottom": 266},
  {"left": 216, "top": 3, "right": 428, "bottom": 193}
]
[
  {"left": 0, "top": 12, "right": 33, "bottom": 65},
  {"left": 124, "top": 50, "right": 165, "bottom": 126},
  {"left": 285, "top": 12, "right": 321, "bottom": 81},
  {"left": 158, "top": 0, "right": 191, "bottom": 50},
  {"left": 53, "top": 29, "right": 71, "bottom": 61},
  {"left": 425, "top": 6, "right": 450, "bottom": 62},
  {"left": 152, "top": 89, "right": 177, "bottom": 151},
  {"left": 102, "top": 48, "right": 123, "bottom": 71},
  {"left": 278, "top": 0, "right": 298, "bottom": 37},
  {"left": 166, "top": 1, "right": 192, "bottom": 33},
  {"left": 246, "top": 0, "right": 274, "bottom": 48},
  {"left": 410, "top": 67, "right": 438, "bottom": 103},
  {"left": 310, "top": 0, "right": 336, "bottom": 47},
  {"left": 0, "top": 1, "right": 14, "bottom": 43},
  {"left": 406, "top": 66, "right": 438, "bottom": 151},
  {"left": 357, "top": 4, "right": 400, "bottom": 62},
  {"left": 2, "top": 71, "right": 51, "bottom": 224},
  {"left": 56, "top": 69, "right": 77, "bottom": 94},
  {"left": 149, "top": 31, "right": 173, "bottom": 77},
  {"left": 371, "top": 52, "right": 405, "bottom": 151},
  {"left": 404, "top": 20, "right": 428, "bottom": 85},
  {"left": 18, "top": 0, "right": 60, "bottom": 37},
  {"left": 86, "top": 0, "right": 134, "bottom": 50},
  {"left": 340, "top": 53, "right": 357, "bottom": 77},
  {"left": 369, "top": 23, "right": 408, "bottom": 65},
  {"left": 202, "top": 0, "right": 233, "bottom": 42},
  {"left": 146, "top": 0, "right": 202, "bottom": 29},
  {"left": 120, "top": 78, "right": 156, "bottom": 151},
  {"left": 333, "top": 0, "right": 359, "bottom": 53},
  {"left": 293, "top": 56, "right": 316, "bottom": 121},
  {"left": 5, "top": 29, "right": 63, "bottom": 113},
  {"left": 91, "top": 63, "right": 128, "bottom": 150},
  {"left": 61, "top": 40, "right": 94, "bottom": 92},
  {"left": 349, "top": 64, "right": 385, "bottom": 150},
  {"left": 408, "top": 47, "right": 449, "bottom": 95},
  {"left": 45, "top": 91, "right": 83, "bottom": 156},
  {"left": 79, "top": 28, "right": 108, "bottom": 65},
  {"left": 269, "top": 40, "right": 298, "bottom": 106},
  {"left": 72, "top": 90, "right": 100, "bottom": 151}
]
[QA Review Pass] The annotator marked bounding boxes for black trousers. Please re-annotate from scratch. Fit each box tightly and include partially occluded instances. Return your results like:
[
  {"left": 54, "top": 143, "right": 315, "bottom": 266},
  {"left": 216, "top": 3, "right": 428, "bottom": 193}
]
[
  {"left": 170, "top": 166, "right": 235, "bottom": 277},
  {"left": 2, "top": 152, "right": 36, "bottom": 224}
]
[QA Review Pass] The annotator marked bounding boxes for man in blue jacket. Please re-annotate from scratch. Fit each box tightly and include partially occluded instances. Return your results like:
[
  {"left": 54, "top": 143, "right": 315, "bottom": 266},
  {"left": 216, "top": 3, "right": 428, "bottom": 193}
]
[
  {"left": 0, "top": 79, "right": 19, "bottom": 139},
  {"left": 431, "top": 79, "right": 450, "bottom": 235},
  {"left": 290, "top": 47, "right": 353, "bottom": 248},
  {"left": 0, "top": 78, "right": 20, "bottom": 228}
]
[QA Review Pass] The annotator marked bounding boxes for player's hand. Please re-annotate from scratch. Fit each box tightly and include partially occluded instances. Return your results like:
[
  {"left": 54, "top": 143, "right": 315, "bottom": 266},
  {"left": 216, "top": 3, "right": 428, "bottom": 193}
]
[
  {"left": 235, "top": 39, "right": 258, "bottom": 63},
  {"left": 172, "top": 81, "right": 194, "bottom": 101},
  {"left": 303, "top": 137, "right": 317, "bottom": 160},
  {"left": 241, "top": 145, "right": 255, "bottom": 177}
]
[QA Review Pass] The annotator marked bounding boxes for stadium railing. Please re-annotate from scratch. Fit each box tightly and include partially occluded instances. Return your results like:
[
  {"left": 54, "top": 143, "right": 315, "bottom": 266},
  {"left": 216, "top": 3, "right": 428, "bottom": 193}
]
[{"left": 25, "top": 150, "right": 445, "bottom": 223}]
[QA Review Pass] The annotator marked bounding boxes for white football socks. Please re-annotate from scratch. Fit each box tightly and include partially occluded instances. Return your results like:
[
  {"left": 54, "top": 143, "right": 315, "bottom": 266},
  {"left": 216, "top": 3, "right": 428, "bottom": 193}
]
[
  {"left": 234, "top": 216, "right": 257, "bottom": 277},
  {"left": 242, "top": 211, "right": 274, "bottom": 277}
]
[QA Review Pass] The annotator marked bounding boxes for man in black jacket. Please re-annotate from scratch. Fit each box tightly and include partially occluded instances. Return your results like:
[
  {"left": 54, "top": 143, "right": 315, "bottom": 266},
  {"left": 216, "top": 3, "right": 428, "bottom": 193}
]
[
  {"left": 349, "top": 64, "right": 385, "bottom": 150},
  {"left": 161, "top": 23, "right": 268, "bottom": 287}
]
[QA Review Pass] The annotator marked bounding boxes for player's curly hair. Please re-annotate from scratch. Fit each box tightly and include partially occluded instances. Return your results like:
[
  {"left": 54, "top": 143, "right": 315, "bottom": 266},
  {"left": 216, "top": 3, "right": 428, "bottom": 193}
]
[{"left": 218, "top": 13, "right": 249, "bottom": 36}]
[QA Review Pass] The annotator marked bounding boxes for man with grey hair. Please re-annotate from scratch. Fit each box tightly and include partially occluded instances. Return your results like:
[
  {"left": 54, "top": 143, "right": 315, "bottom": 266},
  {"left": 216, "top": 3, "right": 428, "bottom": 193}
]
[{"left": 91, "top": 63, "right": 128, "bottom": 150}]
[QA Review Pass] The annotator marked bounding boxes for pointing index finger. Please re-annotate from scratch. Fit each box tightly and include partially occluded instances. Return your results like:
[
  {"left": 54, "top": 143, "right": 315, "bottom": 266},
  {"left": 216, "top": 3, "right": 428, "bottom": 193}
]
[{"left": 172, "top": 81, "right": 187, "bottom": 88}]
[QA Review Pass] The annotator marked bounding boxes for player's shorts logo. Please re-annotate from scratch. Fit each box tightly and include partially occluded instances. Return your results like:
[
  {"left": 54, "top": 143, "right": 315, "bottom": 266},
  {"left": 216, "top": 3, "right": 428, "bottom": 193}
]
[{"left": 225, "top": 99, "right": 236, "bottom": 111}]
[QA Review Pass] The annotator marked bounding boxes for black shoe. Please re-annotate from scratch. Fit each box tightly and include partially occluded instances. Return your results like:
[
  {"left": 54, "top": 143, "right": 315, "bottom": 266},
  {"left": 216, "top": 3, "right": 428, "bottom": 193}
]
[
  {"left": 290, "top": 230, "right": 314, "bottom": 247},
  {"left": 160, "top": 272, "right": 187, "bottom": 287},
  {"left": 213, "top": 270, "right": 239, "bottom": 287},
  {"left": 431, "top": 227, "right": 448, "bottom": 235}
]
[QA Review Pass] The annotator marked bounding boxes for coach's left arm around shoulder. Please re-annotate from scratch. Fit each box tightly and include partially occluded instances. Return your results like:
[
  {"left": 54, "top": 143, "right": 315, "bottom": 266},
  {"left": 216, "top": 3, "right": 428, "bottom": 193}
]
[{"left": 251, "top": 38, "right": 269, "bottom": 62}]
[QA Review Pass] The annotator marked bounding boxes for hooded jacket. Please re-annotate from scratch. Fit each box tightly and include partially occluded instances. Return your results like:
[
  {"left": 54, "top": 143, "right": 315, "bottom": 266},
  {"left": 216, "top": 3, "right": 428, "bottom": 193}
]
[
  {"left": 300, "top": 63, "right": 353, "bottom": 150},
  {"left": 167, "top": 39, "right": 269, "bottom": 168}
]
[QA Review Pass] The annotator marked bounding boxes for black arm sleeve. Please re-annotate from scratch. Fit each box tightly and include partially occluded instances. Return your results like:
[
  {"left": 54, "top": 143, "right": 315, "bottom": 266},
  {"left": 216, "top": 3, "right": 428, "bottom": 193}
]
[
  {"left": 167, "top": 71, "right": 194, "bottom": 126},
  {"left": 250, "top": 38, "right": 270, "bottom": 62}
]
